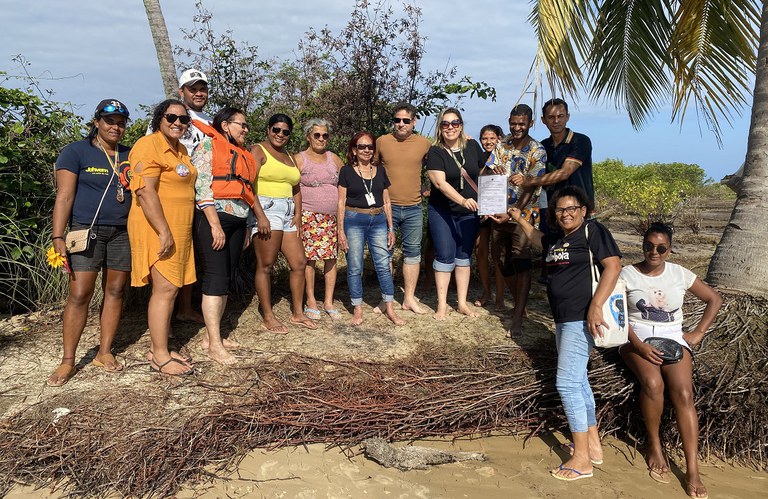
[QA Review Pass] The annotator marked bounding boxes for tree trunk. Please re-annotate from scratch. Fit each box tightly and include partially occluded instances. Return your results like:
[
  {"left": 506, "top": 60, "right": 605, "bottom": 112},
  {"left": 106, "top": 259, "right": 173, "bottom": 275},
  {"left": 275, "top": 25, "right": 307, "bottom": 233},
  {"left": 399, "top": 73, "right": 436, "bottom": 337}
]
[
  {"left": 706, "top": 2, "right": 768, "bottom": 295},
  {"left": 143, "top": 0, "right": 177, "bottom": 99}
]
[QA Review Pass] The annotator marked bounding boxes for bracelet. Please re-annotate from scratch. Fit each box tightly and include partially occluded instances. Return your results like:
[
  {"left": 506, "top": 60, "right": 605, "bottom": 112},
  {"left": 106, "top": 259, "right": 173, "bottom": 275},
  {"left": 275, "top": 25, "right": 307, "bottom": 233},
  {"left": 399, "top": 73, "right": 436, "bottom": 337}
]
[
  {"left": 52, "top": 236, "right": 64, "bottom": 241},
  {"left": 387, "top": 227, "right": 394, "bottom": 233}
]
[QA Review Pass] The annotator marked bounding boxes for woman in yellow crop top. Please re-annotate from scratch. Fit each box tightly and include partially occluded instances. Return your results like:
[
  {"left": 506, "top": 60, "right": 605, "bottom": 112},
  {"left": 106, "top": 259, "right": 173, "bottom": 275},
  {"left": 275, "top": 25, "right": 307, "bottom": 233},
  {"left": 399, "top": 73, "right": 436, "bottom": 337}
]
[{"left": 249, "top": 114, "right": 316, "bottom": 332}]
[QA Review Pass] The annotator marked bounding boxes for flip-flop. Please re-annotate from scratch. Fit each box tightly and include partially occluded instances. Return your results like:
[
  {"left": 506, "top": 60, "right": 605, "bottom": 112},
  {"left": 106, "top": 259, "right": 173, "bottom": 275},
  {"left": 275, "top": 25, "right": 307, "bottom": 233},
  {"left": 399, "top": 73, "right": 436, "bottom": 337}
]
[
  {"left": 649, "top": 468, "right": 671, "bottom": 484},
  {"left": 324, "top": 308, "right": 342, "bottom": 320},
  {"left": 91, "top": 354, "right": 124, "bottom": 372},
  {"left": 550, "top": 464, "right": 593, "bottom": 481},
  {"left": 303, "top": 306, "right": 321, "bottom": 320},
  {"left": 686, "top": 481, "right": 709, "bottom": 499},
  {"left": 290, "top": 317, "right": 318, "bottom": 330},
  {"left": 150, "top": 357, "right": 194, "bottom": 376},
  {"left": 563, "top": 442, "right": 603, "bottom": 465},
  {"left": 47, "top": 364, "right": 78, "bottom": 387}
]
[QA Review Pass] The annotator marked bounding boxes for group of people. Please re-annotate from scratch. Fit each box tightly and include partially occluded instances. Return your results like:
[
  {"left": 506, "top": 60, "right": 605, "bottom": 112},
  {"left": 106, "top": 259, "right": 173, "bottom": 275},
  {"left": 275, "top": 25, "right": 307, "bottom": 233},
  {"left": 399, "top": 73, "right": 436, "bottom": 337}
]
[{"left": 48, "top": 68, "right": 721, "bottom": 498}]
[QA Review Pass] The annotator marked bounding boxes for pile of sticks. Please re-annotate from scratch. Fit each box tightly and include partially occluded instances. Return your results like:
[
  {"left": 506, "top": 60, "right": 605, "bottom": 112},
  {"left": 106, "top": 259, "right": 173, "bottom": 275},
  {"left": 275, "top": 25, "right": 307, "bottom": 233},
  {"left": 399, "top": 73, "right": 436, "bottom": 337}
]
[{"left": 0, "top": 294, "right": 765, "bottom": 497}]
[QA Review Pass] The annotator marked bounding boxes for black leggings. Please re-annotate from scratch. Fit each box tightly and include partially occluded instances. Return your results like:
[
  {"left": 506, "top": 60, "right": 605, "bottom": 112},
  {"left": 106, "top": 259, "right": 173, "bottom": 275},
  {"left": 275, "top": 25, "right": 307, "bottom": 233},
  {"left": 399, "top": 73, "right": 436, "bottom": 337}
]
[{"left": 193, "top": 210, "right": 247, "bottom": 296}]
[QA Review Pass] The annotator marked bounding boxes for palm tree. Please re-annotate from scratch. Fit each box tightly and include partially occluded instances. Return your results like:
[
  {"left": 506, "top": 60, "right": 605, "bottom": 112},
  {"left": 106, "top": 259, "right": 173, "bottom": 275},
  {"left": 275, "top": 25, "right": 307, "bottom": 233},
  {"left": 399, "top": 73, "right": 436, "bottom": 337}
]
[
  {"left": 529, "top": 0, "right": 765, "bottom": 295},
  {"left": 143, "top": 0, "right": 177, "bottom": 99}
]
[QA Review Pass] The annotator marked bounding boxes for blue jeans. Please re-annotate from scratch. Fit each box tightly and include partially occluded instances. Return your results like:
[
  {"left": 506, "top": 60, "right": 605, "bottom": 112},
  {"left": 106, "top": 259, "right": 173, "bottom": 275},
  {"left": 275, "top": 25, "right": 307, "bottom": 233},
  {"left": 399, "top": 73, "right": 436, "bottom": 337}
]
[
  {"left": 390, "top": 203, "right": 423, "bottom": 264},
  {"left": 427, "top": 204, "right": 479, "bottom": 272},
  {"left": 344, "top": 210, "right": 394, "bottom": 306},
  {"left": 555, "top": 321, "right": 597, "bottom": 433}
]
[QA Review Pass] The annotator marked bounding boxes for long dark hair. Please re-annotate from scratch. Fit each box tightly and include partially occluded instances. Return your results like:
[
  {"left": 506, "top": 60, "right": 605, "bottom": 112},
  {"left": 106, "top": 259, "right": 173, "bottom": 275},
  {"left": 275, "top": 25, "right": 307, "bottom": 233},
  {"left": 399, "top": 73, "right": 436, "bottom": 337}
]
[
  {"left": 346, "top": 131, "right": 376, "bottom": 166},
  {"left": 547, "top": 185, "right": 593, "bottom": 229},
  {"left": 213, "top": 106, "right": 246, "bottom": 145},
  {"left": 150, "top": 99, "right": 187, "bottom": 132}
]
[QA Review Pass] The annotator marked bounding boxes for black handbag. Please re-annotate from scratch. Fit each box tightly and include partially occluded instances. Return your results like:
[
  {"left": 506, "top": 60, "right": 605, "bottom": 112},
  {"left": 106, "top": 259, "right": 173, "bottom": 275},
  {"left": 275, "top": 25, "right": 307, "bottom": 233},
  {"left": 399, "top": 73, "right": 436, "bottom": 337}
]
[{"left": 644, "top": 337, "right": 684, "bottom": 364}]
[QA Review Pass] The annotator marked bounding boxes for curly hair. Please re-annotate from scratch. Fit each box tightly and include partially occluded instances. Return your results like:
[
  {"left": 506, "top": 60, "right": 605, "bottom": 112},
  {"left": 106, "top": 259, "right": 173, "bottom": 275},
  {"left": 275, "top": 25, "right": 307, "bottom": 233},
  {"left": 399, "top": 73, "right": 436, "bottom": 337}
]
[{"left": 150, "top": 99, "right": 187, "bottom": 133}]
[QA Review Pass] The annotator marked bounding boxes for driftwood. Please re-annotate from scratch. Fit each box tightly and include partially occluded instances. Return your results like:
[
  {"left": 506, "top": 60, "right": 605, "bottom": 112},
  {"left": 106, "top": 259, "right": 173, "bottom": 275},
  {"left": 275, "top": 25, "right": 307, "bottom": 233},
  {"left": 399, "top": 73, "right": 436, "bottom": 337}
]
[
  {"left": 361, "top": 437, "right": 485, "bottom": 470},
  {"left": 0, "top": 293, "right": 765, "bottom": 497}
]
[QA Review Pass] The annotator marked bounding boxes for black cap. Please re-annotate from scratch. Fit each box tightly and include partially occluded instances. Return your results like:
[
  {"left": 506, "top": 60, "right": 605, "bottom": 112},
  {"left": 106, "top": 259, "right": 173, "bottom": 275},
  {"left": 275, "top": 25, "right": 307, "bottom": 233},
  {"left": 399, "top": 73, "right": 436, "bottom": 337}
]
[{"left": 94, "top": 99, "right": 130, "bottom": 119}]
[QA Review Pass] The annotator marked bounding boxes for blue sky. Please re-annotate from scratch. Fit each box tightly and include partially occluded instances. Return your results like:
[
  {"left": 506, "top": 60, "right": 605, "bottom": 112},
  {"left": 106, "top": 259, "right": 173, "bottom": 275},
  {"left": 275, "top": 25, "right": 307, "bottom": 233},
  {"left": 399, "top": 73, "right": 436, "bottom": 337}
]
[{"left": 3, "top": 0, "right": 751, "bottom": 181}]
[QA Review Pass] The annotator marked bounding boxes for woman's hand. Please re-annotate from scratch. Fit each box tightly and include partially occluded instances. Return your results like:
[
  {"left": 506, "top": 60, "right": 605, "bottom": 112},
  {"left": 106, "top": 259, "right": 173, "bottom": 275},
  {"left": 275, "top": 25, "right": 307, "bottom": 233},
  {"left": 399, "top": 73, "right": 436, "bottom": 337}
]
[
  {"left": 635, "top": 340, "right": 664, "bottom": 365},
  {"left": 508, "top": 207, "right": 523, "bottom": 223},
  {"left": 587, "top": 302, "right": 609, "bottom": 340},
  {"left": 387, "top": 230, "right": 395, "bottom": 250},
  {"left": 683, "top": 329, "right": 706, "bottom": 347},
  {"left": 489, "top": 212, "right": 510, "bottom": 224},
  {"left": 157, "top": 229, "right": 175, "bottom": 259},
  {"left": 510, "top": 173, "right": 524, "bottom": 186},
  {"left": 462, "top": 197, "right": 479, "bottom": 212},
  {"left": 210, "top": 223, "right": 226, "bottom": 250},
  {"left": 255, "top": 214, "right": 271, "bottom": 239},
  {"left": 338, "top": 229, "right": 348, "bottom": 253},
  {"left": 52, "top": 238, "right": 67, "bottom": 259}
]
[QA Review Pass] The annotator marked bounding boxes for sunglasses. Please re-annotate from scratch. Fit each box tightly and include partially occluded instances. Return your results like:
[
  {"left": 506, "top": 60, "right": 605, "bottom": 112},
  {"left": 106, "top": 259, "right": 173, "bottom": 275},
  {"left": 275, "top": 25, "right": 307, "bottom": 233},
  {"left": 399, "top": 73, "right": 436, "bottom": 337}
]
[
  {"left": 271, "top": 126, "right": 291, "bottom": 137},
  {"left": 440, "top": 119, "right": 462, "bottom": 129},
  {"left": 101, "top": 104, "right": 129, "bottom": 116},
  {"left": 228, "top": 121, "right": 249, "bottom": 129},
  {"left": 643, "top": 242, "right": 669, "bottom": 254},
  {"left": 312, "top": 132, "right": 329, "bottom": 140},
  {"left": 355, "top": 144, "right": 374, "bottom": 151},
  {"left": 164, "top": 113, "right": 191, "bottom": 125},
  {"left": 554, "top": 205, "right": 582, "bottom": 216},
  {"left": 393, "top": 118, "right": 413, "bottom": 124}
]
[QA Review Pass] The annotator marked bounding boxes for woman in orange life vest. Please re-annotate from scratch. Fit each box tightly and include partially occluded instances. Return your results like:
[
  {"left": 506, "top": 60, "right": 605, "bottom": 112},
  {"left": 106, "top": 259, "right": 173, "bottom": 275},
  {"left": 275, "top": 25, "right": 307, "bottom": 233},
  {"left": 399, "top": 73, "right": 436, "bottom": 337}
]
[{"left": 191, "top": 107, "right": 264, "bottom": 364}]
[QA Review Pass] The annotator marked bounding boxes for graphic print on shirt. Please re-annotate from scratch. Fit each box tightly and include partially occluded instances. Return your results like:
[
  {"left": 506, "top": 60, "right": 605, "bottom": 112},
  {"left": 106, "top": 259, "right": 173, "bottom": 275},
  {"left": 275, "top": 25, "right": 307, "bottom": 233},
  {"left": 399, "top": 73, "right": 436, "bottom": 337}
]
[
  {"left": 635, "top": 287, "right": 678, "bottom": 322},
  {"left": 546, "top": 242, "right": 570, "bottom": 264}
]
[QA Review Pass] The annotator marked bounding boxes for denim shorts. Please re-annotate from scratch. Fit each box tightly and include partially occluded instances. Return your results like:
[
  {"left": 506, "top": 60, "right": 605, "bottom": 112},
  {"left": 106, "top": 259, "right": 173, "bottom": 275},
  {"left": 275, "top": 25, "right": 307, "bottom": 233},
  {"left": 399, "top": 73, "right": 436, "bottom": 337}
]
[
  {"left": 68, "top": 223, "right": 131, "bottom": 272},
  {"left": 250, "top": 195, "right": 297, "bottom": 236},
  {"left": 390, "top": 203, "right": 423, "bottom": 264}
]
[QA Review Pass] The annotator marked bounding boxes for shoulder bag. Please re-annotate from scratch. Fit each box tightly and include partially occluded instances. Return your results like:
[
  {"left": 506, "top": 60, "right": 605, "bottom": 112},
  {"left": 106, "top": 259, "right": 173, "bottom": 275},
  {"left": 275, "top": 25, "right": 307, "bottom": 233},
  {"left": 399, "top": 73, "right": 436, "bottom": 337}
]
[
  {"left": 65, "top": 167, "right": 116, "bottom": 253},
  {"left": 585, "top": 223, "right": 629, "bottom": 348}
]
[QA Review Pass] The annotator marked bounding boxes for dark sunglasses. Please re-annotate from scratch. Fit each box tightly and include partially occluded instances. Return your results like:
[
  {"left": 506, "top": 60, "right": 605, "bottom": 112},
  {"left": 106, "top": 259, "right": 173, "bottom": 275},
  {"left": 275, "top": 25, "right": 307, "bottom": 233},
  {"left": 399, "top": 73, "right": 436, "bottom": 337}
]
[
  {"left": 440, "top": 119, "right": 462, "bottom": 129},
  {"left": 228, "top": 121, "right": 249, "bottom": 129},
  {"left": 312, "top": 132, "right": 329, "bottom": 140},
  {"left": 271, "top": 126, "right": 291, "bottom": 137},
  {"left": 164, "top": 113, "right": 191, "bottom": 125},
  {"left": 355, "top": 144, "right": 374, "bottom": 151},
  {"left": 643, "top": 242, "right": 669, "bottom": 254},
  {"left": 393, "top": 117, "right": 413, "bottom": 124},
  {"left": 101, "top": 104, "right": 129, "bottom": 116}
]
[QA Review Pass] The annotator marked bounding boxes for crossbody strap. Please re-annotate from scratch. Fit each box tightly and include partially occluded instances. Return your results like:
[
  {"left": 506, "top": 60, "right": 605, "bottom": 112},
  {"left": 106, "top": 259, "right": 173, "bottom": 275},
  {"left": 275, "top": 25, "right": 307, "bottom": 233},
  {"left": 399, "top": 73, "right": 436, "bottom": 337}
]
[
  {"left": 86, "top": 167, "right": 116, "bottom": 230},
  {"left": 585, "top": 222, "right": 601, "bottom": 285},
  {"left": 460, "top": 167, "right": 478, "bottom": 193}
]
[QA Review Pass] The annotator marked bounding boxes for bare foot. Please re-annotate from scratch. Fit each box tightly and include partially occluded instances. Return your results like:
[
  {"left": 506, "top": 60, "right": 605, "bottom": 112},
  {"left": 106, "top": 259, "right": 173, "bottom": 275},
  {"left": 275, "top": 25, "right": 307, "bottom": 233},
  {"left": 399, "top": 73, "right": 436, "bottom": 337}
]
[
  {"left": 457, "top": 304, "right": 478, "bottom": 318},
  {"left": 350, "top": 306, "right": 363, "bottom": 326},
  {"left": 433, "top": 307, "right": 448, "bottom": 321},
  {"left": 474, "top": 293, "right": 490, "bottom": 307},
  {"left": 372, "top": 301, "right": 386, "bottom": 314},
  {"left": 200, "top": 337, "right": 240, "bottom": 349},
  {"left": 206, "top": 345, "right": 238, "bottom": 365},
  {"left": 493, "top": 298, "right": 506, "bottom": 310},
  {"left": 686, "top": 473, "right": 708, "bottom": 499},
  {"left": 262, "top": 316, "right": 288, "bottom": 334},
  {"left": 175, "top": 310, "right": 205, "bottom": 324},
  {"left": 508, "top": 317, "right": 523, "bottom": 338},
  {"left": 550, "top": 456, "right": 593, "bottom": 480},
  {"left": 384, "top": 307, "right": 406, "bottom": 326},
  {"left": 92, "top": 352, "right": 123, "bottom": 371},
  {"left": 402, "top": 298, "right": 427, "bottom": 314}
]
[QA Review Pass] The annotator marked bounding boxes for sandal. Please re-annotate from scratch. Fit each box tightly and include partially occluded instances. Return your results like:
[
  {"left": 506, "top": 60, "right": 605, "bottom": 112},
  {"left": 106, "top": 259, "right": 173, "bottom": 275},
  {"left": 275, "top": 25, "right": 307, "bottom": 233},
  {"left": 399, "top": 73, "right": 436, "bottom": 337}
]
[
  {"left": 303, "top": 306, "right": 321, "bottom": 320},
  {"left": 150, "top": 357, "right": 194, "bottom": 376},
  {"left": 92, "top": 352, "right": 124, "bottom": 372},
  {"left": 324, "top": 308, "right": 342, "bottom": 320}
]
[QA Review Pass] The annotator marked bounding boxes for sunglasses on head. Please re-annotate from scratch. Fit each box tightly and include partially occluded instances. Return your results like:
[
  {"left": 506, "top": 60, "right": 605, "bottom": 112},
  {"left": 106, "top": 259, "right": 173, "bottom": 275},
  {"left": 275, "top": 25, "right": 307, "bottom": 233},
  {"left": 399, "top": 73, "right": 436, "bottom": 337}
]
[
  {"left": 355, "top": 143, "right": 374, "bottom": 151},
  {"left": 312, "top": 132, "right": 329, "bottom": 140},
  {"left": 164, "top": 113, "right": 191, "bottom": 125},
  {"left": 271, "top": 126, "right": 291, "bottom": 137},
  {"left": 393, "top": 117, "right": 412, "bottom": 124},
  {"left": 643, "top": 242, "right": 669, "bottom": 254},
  {"left": 101, "top": 104, "right": 128, "bottom": 115},
  {"left": 440, "top": 119, "right": 462, "bottom": 129}
]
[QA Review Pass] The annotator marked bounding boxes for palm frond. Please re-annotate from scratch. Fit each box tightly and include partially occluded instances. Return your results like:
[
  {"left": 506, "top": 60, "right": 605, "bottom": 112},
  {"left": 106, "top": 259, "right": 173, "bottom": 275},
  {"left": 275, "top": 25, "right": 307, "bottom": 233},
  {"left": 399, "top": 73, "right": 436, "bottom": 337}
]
[
  {"left": 588, "top": 0, "right": 674, "bottom": 128},
  {"left": 670, "top": 0, "right": 759, "bottom": 142}
]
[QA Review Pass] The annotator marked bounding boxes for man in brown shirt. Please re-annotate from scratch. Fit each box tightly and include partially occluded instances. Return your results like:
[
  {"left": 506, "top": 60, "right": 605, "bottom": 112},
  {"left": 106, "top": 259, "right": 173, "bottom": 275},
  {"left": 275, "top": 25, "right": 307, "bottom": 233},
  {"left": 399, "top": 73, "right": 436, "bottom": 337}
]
[{"left": 375, "top": 102, "right": 431, "bottom": 313}]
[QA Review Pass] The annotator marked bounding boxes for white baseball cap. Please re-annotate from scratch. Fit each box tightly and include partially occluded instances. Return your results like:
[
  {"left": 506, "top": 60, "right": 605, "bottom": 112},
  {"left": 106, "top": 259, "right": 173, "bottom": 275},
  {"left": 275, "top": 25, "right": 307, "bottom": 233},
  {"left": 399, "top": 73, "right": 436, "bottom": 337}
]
[{"left": 178, "top": 69, "right": 208, "bottom": 88}]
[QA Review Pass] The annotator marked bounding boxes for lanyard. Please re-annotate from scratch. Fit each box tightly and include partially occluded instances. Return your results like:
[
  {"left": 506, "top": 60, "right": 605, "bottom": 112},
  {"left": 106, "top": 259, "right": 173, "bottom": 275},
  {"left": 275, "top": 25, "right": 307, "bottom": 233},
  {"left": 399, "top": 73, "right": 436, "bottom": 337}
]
[
  {"left": 96, "top": 137, "right": 124, "bottom": 202},
  {"left": 445, "top": 147, "right": 465, "bottom": 190},
  {"left": 355, "top": 163, "right": 374, "bottom": 196}
]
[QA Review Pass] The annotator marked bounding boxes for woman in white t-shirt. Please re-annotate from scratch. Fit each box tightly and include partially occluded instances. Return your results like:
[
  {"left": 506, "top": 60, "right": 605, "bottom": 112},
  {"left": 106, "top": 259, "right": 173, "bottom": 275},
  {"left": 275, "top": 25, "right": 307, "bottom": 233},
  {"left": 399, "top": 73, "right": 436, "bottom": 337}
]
[{"left": 620, "top": 222, "right": 722, "bottom": 499}]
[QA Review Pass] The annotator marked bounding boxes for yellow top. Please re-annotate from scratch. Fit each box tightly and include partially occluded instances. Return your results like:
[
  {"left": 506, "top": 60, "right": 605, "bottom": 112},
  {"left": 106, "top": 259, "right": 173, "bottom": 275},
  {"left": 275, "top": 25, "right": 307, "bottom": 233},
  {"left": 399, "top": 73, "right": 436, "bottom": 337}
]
[
  {"left": 256, "top": 144, "right": 300, "bottom": 198},
  {"left": 127, "top": 132, "right": 197, "bottom": 288}
]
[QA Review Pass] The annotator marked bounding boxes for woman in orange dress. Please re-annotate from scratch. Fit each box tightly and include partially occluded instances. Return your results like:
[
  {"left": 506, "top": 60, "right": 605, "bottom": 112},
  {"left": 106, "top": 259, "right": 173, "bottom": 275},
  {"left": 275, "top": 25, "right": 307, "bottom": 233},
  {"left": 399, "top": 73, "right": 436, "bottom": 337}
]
[{"left": 128, "top": 99, "right": 197, "bottom": 376}]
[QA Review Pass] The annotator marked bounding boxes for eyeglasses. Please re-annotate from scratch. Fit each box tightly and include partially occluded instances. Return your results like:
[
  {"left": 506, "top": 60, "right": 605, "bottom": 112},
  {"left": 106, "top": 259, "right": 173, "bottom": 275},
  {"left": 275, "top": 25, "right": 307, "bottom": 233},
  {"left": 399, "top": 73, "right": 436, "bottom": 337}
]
[
  {"left": 554, "top": 205, "right": 582, "bottom": 216},
  {"left": 355, "top": 144, "right": 374, "bottom": 151},
  {"left": 440, "top": 119, "right": 462, "bottom": 129},
  {"left": 393, "top": 118, "right": 413, "bottom": 124},
  {"left": 228, "top": 121, "right": 249, "bottom": 129},
  {"left": 312, "top": 132, "right": 329, "bottom": 140},
  {"left": 271, "top": 126, "right": 291, "bottom": 137},
  {"left": 642, "top": 242, "right": 669, "bottom": 254},
  {"left": 101, "top": 104, "right": 129, "bottom": 115},
  {"left": 164, "top": 113, "right": 191, "bottom": 125}
]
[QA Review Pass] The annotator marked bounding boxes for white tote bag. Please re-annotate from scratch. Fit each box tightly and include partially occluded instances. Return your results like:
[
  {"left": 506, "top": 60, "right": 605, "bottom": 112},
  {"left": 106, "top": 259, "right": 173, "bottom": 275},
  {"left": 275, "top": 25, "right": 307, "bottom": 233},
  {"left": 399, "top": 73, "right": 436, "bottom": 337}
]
[{"left": 585, "top": 223, "right": 629, "bottom": 348}]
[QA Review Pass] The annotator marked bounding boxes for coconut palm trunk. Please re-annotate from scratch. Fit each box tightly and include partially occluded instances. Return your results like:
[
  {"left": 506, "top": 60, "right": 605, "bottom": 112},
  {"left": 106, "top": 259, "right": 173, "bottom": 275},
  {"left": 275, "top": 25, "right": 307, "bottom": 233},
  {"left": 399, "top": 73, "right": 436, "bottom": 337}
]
[
  {"left": 143, "top": 0, "right": 177, "bottom": 99},
  {"left": 706, "top": 2, "right": 768, "bottom": 295}
]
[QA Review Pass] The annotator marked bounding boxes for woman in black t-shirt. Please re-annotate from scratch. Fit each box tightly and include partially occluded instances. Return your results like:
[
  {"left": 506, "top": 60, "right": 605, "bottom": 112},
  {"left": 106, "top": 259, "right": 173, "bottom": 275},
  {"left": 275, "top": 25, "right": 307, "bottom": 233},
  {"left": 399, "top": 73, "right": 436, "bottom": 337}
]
[
  {"left": 426, "top": 108, "right": 484, "bottom": 321},
  {"left": 505, "top": 185, "right": 621, "bottom": 482},
  {"left": 337, "top": 131, "right": 405, "bottom": 327}
]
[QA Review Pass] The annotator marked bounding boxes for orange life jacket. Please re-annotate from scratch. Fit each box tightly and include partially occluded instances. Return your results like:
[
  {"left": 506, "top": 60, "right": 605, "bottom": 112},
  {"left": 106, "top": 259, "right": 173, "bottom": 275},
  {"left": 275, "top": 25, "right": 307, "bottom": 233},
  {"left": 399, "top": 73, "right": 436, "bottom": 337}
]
[{"left": 193, "top": 119, "right": 257, "bottom": 208}]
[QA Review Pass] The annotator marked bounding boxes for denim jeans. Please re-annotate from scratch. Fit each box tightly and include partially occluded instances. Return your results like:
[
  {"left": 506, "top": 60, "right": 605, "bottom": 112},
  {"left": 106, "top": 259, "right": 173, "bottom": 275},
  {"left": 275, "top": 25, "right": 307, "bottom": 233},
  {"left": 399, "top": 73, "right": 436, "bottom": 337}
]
[
  {"left": 555, "top": 320, "right": 598, "bottom": 433},
  {"left": 344, "top": 210, "right": 394, "bottom": 306},
  {"left": 390, "top": 203, "right": 423, "bottom": 264},
  {"left": 427, "top": 204, "right": 479, "bottom": 272}
]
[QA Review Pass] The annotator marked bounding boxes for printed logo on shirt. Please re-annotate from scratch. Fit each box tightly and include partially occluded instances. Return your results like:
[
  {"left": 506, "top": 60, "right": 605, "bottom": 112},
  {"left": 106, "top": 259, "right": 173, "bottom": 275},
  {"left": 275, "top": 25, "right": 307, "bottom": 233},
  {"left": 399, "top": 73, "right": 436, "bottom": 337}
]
[
  {"left": 85, "top": 166, "right": 110, "bottom": 175},
  {"left": 546, "top": 246, "right": 570, "bottom": 263},
  {"left": 176, "top": 163, "right": 190, "bottom": 177}
]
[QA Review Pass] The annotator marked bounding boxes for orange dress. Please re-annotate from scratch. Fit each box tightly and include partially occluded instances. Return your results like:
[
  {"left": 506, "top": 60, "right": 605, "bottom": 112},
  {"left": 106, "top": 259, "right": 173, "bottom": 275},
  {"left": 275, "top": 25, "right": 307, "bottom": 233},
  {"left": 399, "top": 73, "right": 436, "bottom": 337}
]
[{"left": 128, "top": 132, "right": 197, "bottom": 287}]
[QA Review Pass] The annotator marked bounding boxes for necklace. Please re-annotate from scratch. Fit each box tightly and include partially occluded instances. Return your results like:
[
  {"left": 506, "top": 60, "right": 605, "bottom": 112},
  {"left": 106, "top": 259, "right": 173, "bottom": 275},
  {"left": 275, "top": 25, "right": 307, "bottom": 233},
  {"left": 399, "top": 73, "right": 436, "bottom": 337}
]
[{"left": 96, "top": 136, "right": 123, "bottom": 203}]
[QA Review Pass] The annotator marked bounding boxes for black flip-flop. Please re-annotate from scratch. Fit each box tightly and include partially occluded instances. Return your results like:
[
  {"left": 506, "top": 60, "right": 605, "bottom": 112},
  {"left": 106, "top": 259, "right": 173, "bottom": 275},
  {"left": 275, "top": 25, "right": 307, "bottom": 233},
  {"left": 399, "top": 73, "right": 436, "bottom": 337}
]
[{"left": 150, "top": 357, "right": 194, "bottom": 376}]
